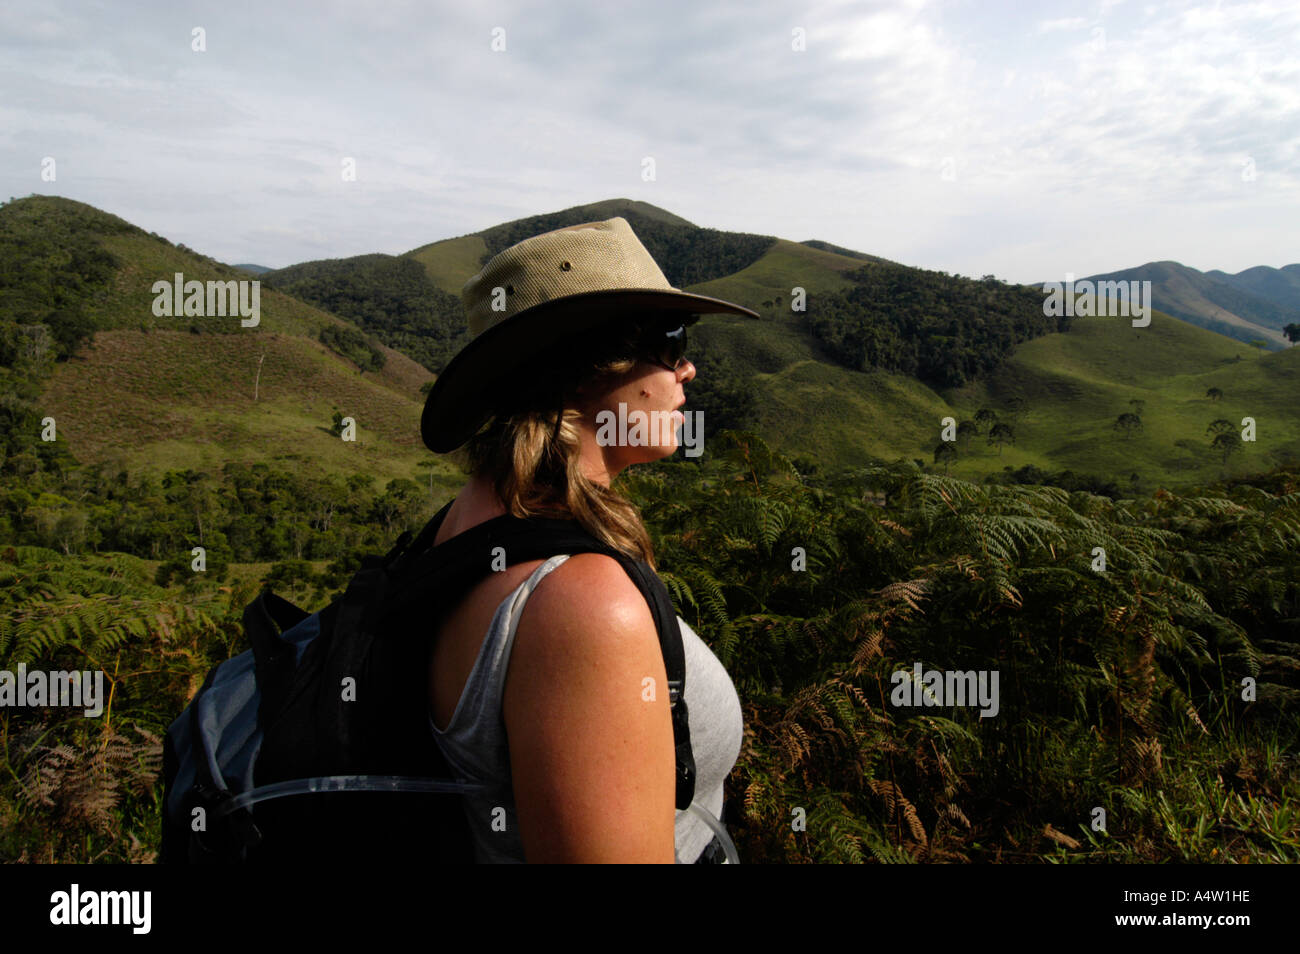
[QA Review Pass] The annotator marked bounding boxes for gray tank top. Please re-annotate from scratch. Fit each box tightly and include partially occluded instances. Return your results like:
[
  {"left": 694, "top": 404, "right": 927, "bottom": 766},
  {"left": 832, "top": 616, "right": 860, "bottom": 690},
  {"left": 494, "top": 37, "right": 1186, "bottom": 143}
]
[{"left": 428, "top": 554, "right": 744, "bottom": 863}]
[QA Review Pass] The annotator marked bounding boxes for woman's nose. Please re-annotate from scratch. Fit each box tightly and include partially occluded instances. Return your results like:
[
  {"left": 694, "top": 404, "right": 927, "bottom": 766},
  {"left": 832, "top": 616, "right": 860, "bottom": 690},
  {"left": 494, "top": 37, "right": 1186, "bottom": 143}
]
[{"left": 679, "top": 359, "right": 696, "bottom": 382}]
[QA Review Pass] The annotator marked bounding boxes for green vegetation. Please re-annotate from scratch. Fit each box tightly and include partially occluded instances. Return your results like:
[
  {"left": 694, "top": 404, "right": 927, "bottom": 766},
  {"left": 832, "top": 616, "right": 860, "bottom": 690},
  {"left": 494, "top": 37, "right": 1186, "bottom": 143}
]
[
  {"left": 405, "top": 234, "right": 489, "bottom": 296},
  {"left": 0, "top": 197, "right": 446, "bottom": 484},
  {"left": 674, "top": 347, "right": 759, "bottom": 438},
  {"left": 1, "top": 194, "right": 1297, "bottom": 863},
  {"left": 805, "top": 266, "right": 1063, "bottom": 388},
  {"left": 638, "top": 437, "right": 1300, "bottom": 862},
  {"left": 264, "top": 254, "right": 468, "bottom": 374},
  {"left": 319, "top": 324, "right": 386, "bottom": 373},
  {"left": 3, "top": 434, "right": 1296, "bottom": 863},
  {"left": 0, "top": 196, "right": 128, "bottom": 364}
]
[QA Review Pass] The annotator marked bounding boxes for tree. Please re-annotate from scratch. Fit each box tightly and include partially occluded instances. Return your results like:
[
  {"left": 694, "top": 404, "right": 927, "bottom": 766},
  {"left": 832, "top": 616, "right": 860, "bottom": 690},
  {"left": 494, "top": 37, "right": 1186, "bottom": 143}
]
[
  {"left": 956, "top": 420, "right": 979, "bottom": 447},
  {"left": 974, "top": 408, "right": 998, "bottom": 433},
  {"left": 679, "top": 349, "right": 760, "bottom": 437},
  {"left": 1206, "top": 387, "right": 1223, "bottom": 402},
  {"left": 1284, "top": 322, "right": 1300, "bottom": 346},
  {"left": 987, "top": 422, "right": 1015, "bottom": 455},
  {"left": 371, "top": 478, "right": 423, "bottom": 535},
  {"left": 1211, "top": 431, "right": 1240, "bottom": 465},
  {"left": 1114, "top": 412, "right": 1143, "bottom": 439},
  {"left": 933, "top": 441, "right": 957, "bottom": 474},
  {"left": 1206, "top": 419, "right": 1235, "bottom": 438}
]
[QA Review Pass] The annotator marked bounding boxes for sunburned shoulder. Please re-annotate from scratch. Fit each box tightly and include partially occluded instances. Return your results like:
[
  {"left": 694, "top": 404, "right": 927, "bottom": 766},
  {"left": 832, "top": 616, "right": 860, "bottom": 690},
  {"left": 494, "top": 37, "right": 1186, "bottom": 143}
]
[
  {"left": 516, "top": 552, "right": 655, "bottom": 647},
  {"left": 502, "top": 551, "right": 676, "bottom": 862}
]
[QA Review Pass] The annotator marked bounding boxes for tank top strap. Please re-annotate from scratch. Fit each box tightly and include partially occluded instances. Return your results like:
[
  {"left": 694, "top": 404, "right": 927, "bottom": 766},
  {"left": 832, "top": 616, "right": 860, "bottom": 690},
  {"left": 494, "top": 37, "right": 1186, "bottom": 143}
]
[
  {"left": 431, "top": 553, "right": 571, "bottom": 738},
  {"left": 493, "top": 552, "right": 572, "bottom": 665}
]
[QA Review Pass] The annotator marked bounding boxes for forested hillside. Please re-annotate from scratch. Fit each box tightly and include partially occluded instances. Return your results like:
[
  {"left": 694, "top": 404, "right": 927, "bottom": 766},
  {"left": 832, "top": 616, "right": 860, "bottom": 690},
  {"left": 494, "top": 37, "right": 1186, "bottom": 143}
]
[
  {"left": 805, "top": 265, "right": 1062, "bottom": 388},
  {"left": 262, "top": 255, "right": 469, "bottom": 375},
  {"left": 0, "top": 197, "right": 136, "bottom": 364}
]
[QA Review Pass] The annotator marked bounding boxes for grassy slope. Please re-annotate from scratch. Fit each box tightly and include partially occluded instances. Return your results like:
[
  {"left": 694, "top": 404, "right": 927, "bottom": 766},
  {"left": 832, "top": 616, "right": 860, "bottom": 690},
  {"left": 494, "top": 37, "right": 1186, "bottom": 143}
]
[
  {"left": 687, "top": 239, "right": 977, "bottom": 471},
  {"left": 42, "top": 328, "right": 458, "bottom": 486},
  {"left": 404, "top": 234, "right": 489, "bottom": 297},
  {"left": 33, "top": 213, "right": 455, "bottom": 488},
  {"left": 96, "top": 233, "right": 348, "bottom": 340},
  {"left": 938, "top": 312, "right": 1298, "bottom": 486},
  {"left": 1082, "top": 261, "right": 1289, "bottom": 348}
]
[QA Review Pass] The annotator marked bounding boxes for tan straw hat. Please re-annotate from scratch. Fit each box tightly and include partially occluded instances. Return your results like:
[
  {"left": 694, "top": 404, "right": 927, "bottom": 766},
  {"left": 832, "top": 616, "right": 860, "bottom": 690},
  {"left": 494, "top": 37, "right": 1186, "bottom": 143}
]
[{"left": 420, "top": 216, "right": 759, "bottom": 452}]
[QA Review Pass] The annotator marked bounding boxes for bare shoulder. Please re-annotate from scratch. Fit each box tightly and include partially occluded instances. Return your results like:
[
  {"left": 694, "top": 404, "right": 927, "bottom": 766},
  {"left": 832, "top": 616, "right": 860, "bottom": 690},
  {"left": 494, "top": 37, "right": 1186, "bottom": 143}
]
[
  {"left": 508, "top": 552, "right": 659, "bottom": 681},
  {"left": 521, "top": 552, "right": 652, "bottom": 635},
  {"left": 503, "top": 551, "right": 674, "bottom": 862}
]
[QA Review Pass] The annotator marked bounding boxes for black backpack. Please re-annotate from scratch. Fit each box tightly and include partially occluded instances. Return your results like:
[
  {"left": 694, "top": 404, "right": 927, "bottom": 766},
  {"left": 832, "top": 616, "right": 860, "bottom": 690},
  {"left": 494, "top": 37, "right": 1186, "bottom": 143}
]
[{"left": 161, "top": 498, "right": 696, "bottom": 863}]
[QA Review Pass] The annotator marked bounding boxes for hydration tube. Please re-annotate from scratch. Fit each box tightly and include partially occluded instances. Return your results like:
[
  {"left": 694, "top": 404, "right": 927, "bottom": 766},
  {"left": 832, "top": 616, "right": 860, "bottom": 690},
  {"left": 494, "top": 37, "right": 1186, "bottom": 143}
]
[
  {"left": 213, "top": 775, "right": 487, "bottom": 818},
  {"left": 215, "top": 775, "right": 740, "bottom": 863},
  {"left": 676, "top": 802, "right": 741, "bottom": 864}
]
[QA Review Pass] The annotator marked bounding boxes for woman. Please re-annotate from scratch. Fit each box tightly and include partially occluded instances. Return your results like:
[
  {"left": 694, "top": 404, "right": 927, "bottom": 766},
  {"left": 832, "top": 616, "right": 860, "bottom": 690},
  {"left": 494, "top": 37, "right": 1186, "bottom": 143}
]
[{"left": 420, "top": 217, "right": 753, "bottom": 863}]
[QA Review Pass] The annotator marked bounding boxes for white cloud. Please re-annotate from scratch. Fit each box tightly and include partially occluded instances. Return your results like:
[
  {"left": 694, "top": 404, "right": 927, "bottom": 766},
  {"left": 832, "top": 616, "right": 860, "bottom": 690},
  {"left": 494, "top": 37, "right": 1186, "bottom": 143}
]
[
  {"left": 0, "top": 0, "right": 1295, "bottom": 281},
  {"left": 1037, "top": 17, "right": 1091, "bottom": 33}
]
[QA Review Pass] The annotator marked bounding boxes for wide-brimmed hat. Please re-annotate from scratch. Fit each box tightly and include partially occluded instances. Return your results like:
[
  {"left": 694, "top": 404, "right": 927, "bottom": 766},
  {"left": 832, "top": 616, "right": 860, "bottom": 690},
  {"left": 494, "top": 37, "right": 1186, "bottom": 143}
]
[{"left": 420, "top": 216, "right": 760, "bottom": 453}]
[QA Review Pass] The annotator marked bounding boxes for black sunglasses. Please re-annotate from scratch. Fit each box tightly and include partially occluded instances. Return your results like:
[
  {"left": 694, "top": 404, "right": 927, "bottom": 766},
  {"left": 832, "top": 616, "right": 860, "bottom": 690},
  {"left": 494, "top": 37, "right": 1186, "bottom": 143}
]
[{"left": 640, "top": 322, "right": 688, "bottom": 372}]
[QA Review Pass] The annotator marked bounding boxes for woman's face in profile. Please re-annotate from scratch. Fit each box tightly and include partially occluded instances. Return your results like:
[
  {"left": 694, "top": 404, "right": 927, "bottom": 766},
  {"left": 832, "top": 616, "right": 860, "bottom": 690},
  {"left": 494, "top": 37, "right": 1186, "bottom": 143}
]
[{"left": 574, "top": 341, "right": 696, "bottom": 473}]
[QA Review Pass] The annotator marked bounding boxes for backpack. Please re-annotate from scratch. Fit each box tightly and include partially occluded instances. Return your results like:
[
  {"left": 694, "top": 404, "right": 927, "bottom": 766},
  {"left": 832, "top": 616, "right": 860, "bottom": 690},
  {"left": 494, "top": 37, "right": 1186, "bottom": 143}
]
[{"left": 161, "top": 498, "right": 696, "bottom": 863}]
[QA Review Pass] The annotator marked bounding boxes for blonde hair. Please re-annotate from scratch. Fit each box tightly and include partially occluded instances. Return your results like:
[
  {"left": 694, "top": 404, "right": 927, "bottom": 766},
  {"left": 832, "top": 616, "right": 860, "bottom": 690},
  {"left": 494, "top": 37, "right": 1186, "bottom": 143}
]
[{"left": 456, "top": 314, "right": 668, "bottom": 567}]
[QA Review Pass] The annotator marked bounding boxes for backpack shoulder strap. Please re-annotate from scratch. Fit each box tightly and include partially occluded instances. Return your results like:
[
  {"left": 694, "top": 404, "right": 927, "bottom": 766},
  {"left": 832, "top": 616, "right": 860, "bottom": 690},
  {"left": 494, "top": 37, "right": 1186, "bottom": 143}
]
[
  {"left": 243, "top": 589, "right": 310, "bottom": 730},
  {"left": 607, "top": 556, "right": 696, "bottom": 810}
]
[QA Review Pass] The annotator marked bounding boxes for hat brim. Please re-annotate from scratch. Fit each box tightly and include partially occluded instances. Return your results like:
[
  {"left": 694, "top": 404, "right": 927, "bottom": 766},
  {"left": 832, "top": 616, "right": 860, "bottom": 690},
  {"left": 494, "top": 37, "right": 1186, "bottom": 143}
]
[{"left": 421, "top": 288, "right": 759, "bottom": 453}]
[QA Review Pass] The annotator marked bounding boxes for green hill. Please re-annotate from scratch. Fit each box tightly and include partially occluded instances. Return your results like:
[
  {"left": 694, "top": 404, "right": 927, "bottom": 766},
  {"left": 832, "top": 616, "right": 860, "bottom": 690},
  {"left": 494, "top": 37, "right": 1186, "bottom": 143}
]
[
  {"left": 4, "top": 194, "right": 1297, "bottom": 493},
  {"left": 1, "top": 195, "right": 456, "bottom": 489},
  {"left": 41, "top": 329, "right": 439, "bottom": 483},
  {"left": 690, "top": 248, "right": 1296, "bottom": 486},
  {"left": 404, "top": 198, "right": 699, "bottom": 297},
  {"left": 949, "top": 309, "right": 1299, "bottom": 484},
  {"left": 260, "top": 254, "right": 469, "bottom": 375},
  {"left": 1066, "top": 260, "right": 1293, "bottom": 350},
  {"left": 404, "top": 197, "right": 775, "bottom": 291}
]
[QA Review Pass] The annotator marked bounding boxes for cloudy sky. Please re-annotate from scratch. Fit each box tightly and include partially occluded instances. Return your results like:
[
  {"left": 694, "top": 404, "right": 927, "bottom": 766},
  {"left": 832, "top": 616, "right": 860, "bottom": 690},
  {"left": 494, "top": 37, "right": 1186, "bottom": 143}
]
[{"left": 2, "top": 0, "right": 1296, "bottom": 284}]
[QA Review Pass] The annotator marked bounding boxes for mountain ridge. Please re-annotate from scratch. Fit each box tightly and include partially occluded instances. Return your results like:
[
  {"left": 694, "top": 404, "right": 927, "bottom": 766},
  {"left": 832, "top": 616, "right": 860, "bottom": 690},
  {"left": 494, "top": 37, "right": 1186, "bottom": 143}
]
[
  {"left": 1038, "top": 259, "right": 1298, "bottom": 350},
  {"left": 4, "top": 193, "right": 1296, "bottom": 492}
]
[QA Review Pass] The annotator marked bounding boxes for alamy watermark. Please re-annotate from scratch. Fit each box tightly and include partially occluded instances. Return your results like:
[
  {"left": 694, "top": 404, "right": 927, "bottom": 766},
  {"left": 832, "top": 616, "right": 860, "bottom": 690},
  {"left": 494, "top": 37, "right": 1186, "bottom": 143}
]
[
  {"left": 890, "top": 662, "right": 1000, "bottom": 718},
  {"left": 50, "top": 884, "right": 150, "bottom": 934},
  {"left": 0, "top": 666, "right": 105, "bottom": 717},
  {"left": 1043, "top": 273, "right": 1151, "bottom": 327},
  {"left": 151, "top": 272, "right": 260, "bottom": 327},
  {"left": 594, "top": 401, "right": 703, "bottom": 457}
]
